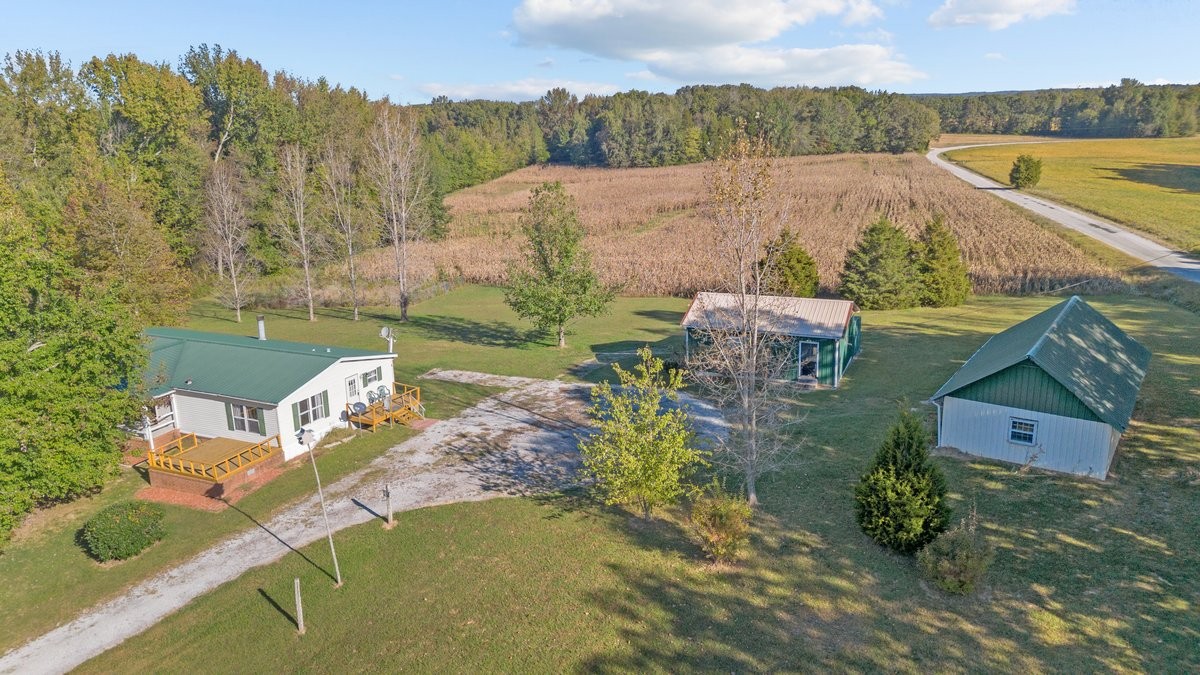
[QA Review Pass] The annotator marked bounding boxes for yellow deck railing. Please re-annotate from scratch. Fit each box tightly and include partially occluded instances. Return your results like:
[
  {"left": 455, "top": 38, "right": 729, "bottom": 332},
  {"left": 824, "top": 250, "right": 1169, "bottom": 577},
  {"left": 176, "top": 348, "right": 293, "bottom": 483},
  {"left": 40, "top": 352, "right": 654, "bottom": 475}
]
[
  {"left": 347, "top": 382, "right": 423, "bottom": 431},
  {"left": 147, "top": 435, "right": 282, "bottom": 482}
]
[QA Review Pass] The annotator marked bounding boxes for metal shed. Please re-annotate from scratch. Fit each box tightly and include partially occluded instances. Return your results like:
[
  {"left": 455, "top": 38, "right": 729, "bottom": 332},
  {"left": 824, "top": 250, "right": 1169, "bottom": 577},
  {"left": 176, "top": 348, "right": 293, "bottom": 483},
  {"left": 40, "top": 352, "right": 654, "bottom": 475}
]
[
  {"left": 680, "top": 292, "right": 861, "bottom": 388},
  {"left": 931, "top": 296, "right": 1150, "bottom": 479}
]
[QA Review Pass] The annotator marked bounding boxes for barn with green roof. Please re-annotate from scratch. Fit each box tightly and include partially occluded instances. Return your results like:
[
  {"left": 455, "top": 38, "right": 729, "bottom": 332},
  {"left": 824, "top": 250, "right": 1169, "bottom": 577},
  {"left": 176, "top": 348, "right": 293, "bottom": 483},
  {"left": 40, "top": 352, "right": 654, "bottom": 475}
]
[{"left": 931, "top": 296, "right": 1150, "bottom": 479}]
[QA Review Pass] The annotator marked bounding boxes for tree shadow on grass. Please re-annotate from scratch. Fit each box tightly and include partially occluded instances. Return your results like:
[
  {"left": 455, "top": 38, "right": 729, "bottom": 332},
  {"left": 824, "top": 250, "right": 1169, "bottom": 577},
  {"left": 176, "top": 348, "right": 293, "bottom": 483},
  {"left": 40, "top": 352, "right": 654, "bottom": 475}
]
[
  {"left": 1104, "top": 164, "right": 1200, "bottom": 194},
  {"left": 405, "top": 315, "right": 544, "bottom": 348},
  {"left": 635, "top": 309, "right": 686, "bottom": 324}
]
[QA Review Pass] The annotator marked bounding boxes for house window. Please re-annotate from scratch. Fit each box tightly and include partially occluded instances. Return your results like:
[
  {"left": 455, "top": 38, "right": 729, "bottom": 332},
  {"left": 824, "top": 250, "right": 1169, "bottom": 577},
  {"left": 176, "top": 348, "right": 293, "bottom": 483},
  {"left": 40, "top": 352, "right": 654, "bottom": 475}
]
[
  {"left": 297, "top": 392, "right": 328, "bottom": 426},
  {"left": 231, "top": 404, "right": 261, "bottom": 434},
  {"left": 362, "top": 366, "right": 382, "bottom": 387},
  {"left": 1009, "top": 418, "right": 1037, "bottom": 445}
]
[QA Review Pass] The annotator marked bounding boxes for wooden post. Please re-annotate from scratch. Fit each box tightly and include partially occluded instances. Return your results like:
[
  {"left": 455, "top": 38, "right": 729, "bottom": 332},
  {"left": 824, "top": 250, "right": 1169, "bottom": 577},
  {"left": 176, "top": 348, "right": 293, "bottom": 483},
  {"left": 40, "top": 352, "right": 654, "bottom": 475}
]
[
  {"left": 384, "top": 484, "right": 395, "bottom": 529},
  {"left": 294, "top": 577, "right": 305, "bottom": 635}
]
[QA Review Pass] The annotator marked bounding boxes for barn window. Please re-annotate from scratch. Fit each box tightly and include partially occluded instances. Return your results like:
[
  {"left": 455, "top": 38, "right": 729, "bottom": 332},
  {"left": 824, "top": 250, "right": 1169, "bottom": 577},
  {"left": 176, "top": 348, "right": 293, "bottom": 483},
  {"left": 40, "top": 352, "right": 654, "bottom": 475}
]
[{"left": 1009, "top": 418, "right": 1037, "bottom": 445}]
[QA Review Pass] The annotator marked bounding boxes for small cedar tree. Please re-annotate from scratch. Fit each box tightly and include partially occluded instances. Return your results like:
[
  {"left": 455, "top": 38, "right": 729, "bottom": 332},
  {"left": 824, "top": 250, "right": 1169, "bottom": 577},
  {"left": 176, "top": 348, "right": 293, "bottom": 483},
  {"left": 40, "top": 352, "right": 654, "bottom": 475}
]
[
  {"left": 579, "top": 347, "right": 706, "bottom": 519},
  {"left": 761, "top": 228, "right": 819, "bottom": 297},
  {"left": 839, "top": 216, "right": 920, "bottom": 310},
  {"left": 505, "top": 181, "right": 614, "bottom": 348},
  {"left": 917, "top": 216, "right": 972, "bottom": 307},
  {"left": 1009, "top": 154, "right": 1043, "bottom": 188},
  {"left": 855, "top": 411, "right": 951, "bottom": 554}
]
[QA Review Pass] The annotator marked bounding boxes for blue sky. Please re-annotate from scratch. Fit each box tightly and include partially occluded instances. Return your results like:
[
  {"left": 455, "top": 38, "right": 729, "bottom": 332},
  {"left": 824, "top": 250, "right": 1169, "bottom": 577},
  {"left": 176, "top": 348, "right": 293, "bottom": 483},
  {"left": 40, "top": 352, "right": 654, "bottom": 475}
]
[{"left": 2, "top": 1, "right": 1196, "bottom": 102}]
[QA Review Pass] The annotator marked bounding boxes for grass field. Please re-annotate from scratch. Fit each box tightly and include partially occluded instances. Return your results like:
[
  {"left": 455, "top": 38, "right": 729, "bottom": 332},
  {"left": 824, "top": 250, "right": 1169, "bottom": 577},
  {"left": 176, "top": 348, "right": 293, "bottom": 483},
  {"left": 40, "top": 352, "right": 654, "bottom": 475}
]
[
  {"left": 930, "top": 133, "right": 1058, "bottom": 148},
  {"left": 76, "top": 291, "right": 1200, "bottom": 672},
  {"left": 0, "top": 287, "right": 685, "bottom": 655},
  {"left": 945, "top": 137, "right": 1200, "bottom": 253}
]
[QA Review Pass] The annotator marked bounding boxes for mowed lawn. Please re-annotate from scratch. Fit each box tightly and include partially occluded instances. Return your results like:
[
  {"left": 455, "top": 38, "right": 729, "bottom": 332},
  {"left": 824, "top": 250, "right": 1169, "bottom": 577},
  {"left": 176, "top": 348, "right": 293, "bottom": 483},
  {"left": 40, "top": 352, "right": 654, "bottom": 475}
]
[
  {"left": 0, "top": 287, "right": 685, "bottom": 655},
  {"left": 946, "top": 137, "right": 1200, "bottom": 253},
  {"left": 79, "top": 293, "right": 1199, "bottom": 672}
]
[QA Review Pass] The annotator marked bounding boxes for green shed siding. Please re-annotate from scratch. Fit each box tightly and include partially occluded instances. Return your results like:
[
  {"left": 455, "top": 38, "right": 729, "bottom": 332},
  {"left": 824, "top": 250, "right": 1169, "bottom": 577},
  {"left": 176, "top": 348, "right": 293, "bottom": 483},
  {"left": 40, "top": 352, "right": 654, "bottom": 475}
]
[
  {"left": 951, "top": 360, "right": 1102, "bottom": 423},
  {"left": 684, "top": 324, "right": 852, "bottom": 387}
]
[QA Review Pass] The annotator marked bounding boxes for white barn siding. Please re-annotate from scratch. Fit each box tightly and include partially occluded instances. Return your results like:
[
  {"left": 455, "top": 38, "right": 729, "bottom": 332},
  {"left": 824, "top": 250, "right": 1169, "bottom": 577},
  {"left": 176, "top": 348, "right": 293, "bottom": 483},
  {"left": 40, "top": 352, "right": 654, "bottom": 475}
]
[
  {"left": 939, "top": 396, "right": 1120, "bottom": 479},
  {"left": 276, "top": 356, "right": 395, "bottom": 459},
  {"left": 171, "top": 392, "right": 281, "bottom": 445}
]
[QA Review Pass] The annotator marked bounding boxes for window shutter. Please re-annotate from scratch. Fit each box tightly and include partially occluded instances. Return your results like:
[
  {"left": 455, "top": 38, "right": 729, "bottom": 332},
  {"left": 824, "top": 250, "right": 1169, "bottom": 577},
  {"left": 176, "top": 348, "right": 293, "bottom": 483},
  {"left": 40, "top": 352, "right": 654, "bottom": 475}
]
[
  {"left": 224, "top": 403, "right": 235, "bottom": 431},
  {"left": 321, "top": 390, "right": 330, "bottom": 418},
  {"left": 374, "top": 366, "right": 382, "bottom": 382},
  {"left": 292, "top": 402, "right": 301, "bottom": 429},
  {"left": 361, "top": 372, "right": 369, "bottom": 387},
  {"left": 256, "top": 407, "right": 267, "bottom": 436}
]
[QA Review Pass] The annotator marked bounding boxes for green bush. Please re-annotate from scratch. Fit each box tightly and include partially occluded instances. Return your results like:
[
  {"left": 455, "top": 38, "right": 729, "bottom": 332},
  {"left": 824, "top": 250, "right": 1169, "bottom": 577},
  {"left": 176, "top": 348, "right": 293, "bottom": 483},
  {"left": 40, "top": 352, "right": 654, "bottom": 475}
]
[
  {"left": 761, "top": 228, "right": 819, "bottom": 297},
  {"left": 80, "top": 501, "right": 166, "bottom": 562},
  {"left": 1009, "top": 154, "right": 1043, "bottom": 188},
  {"left": 855, "top": 411, "right": 950, "bottom": 554},
  {"left": 918, "top": 507, "right": 995, "bottom": 594},
  {"left": 690, "top": 482, "right": 753, "bottom": 564}
]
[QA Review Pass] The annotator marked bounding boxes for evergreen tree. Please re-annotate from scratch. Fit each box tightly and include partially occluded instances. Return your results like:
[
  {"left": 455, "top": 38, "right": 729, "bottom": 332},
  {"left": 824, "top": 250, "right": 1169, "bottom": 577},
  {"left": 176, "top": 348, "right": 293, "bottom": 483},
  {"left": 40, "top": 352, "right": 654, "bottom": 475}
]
[
  {"left": 839, "top": 217, "right": 920, "bottom": 310},
  {"left": 917, "top": 216, "right": 972, "bottom": 308},
  {"left": 761, "top": 228, "right": 819, "bottom": 297},
  {"left": 854, "top": 411, "right": 951, "bottom": 554},
  {"left": 1009, "top": 154, "right": 1043, "bottom": 188}
]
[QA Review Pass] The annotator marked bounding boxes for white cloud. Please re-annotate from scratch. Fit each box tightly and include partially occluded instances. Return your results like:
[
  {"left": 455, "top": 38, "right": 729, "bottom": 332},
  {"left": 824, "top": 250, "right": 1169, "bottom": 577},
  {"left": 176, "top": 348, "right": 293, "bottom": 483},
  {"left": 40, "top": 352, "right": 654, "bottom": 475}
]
[
  {"left": 929, "top": 0, "right": 1075, "bottom": 30},
  {"left": 984, "top": 52, "right": 1004, "bottom": 60},
  {"left": 512, "top": 0, "right": 923, "bottom": 86},
  {"left": 625, "top": 70, "right": 661, "bottom": 81},
  {"left": 537, "top": 58, "right": 555, "bottom": 68},
  {"left": 417, "top": 78, "right": 621, "bottom": 102}
]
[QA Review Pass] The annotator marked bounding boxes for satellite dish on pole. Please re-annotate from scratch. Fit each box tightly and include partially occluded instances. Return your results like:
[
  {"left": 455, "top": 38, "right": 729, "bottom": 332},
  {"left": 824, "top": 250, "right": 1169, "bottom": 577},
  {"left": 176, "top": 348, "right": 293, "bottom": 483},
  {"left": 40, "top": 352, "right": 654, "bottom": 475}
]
[{"left": 379, "top": 326, "right": 391, "bottom": 339}]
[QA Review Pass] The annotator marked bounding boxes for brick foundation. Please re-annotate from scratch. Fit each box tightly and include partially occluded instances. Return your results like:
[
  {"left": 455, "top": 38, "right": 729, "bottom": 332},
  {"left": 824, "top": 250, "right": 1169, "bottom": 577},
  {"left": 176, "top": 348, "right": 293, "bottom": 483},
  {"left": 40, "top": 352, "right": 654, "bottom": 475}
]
[{"left": 148, "top": 451, "right": 284, "bottom": 499}]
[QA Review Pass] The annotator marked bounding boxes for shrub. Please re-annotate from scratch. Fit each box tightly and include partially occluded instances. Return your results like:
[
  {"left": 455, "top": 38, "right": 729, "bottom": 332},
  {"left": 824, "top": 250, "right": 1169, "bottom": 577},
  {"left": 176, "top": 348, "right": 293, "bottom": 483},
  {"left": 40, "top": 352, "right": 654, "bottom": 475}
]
[
  {"left": 855, "top": 411, "right": 950, "bottom": 554},
  {"left": 839, "top": 216, "right": 921, "bottom": 310},
  {"left": 918, "top": 507, "right": 995, "bottom": 595},
  {"left": 1009, "top": 154, "right": 1043, "bottom": 188},
  {"left": 690, "top": 482, "right": 753, "bottom": 564},
  {"left": 761, "top": 228, "right": 819, "bottom": 297},
  {"left": 80, "top": 501, "right": 166, "bottom": 562}
]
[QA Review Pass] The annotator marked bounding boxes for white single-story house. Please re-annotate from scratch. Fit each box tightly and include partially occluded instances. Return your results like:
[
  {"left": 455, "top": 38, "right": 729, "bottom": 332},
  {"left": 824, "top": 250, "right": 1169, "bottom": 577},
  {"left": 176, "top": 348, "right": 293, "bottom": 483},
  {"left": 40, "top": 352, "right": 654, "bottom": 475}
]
[
  {"left": 142, "top": 323, "right": 396, "bottom": 461},
  {"left": 931, "top": 296, "right": 1150, "bottom": 479},
  {"left": 681, "top": 292, "right": 861, "bottom": 388}
]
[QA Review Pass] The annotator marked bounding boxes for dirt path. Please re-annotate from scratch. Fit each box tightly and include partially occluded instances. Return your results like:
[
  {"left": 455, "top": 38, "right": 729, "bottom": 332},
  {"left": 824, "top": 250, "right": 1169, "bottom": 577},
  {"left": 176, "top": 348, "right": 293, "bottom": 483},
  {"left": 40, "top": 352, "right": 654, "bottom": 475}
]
[
  {"left": 0, "top": 374, "right": 594, "bottom": 675},
  {"left": 927, "top": 144, "right": 1200, "bottom": 284}
]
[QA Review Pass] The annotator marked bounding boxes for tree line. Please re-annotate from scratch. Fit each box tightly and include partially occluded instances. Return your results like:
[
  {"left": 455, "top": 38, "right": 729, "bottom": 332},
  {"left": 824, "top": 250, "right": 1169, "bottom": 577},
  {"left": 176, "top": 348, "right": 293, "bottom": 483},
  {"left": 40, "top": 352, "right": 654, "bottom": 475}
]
[{"left": 918, "top": 78, "right": 1200, "bottom": 137}]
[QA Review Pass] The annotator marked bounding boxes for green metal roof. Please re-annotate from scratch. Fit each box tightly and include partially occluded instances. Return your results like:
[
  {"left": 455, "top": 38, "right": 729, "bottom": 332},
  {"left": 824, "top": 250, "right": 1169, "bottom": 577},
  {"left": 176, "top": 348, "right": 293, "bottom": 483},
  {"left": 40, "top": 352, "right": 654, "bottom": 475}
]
[
  {"left": 932, "top": 296, "right": 1150, "bottom": 431},
  {"left": 144, "top": 328, "right": 393, "bottom": 404}
]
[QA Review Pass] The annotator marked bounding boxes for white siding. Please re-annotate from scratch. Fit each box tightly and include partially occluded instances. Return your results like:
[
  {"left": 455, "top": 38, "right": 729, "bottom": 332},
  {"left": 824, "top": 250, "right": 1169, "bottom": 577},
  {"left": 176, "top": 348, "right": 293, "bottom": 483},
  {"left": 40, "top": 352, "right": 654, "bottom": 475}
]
[
  {"left": 276, "top": 356, "right": 395, "bottom": 460},
  {"left": 939, "top": 396, "right": 1120, "bottom": 479},
  {"left": 171, "top": 392, "right": 281, "bottom": 445}
]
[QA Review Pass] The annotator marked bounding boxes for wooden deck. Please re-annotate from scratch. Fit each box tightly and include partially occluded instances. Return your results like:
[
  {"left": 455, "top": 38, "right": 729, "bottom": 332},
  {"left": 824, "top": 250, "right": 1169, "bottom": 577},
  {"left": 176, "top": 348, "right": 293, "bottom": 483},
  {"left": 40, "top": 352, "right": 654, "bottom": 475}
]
[
  {"left": 346, "top": 382, "right": 425, "bottom": 432},
  {"left": 147, "top": 433, "right": 282, "bottom": 482}
]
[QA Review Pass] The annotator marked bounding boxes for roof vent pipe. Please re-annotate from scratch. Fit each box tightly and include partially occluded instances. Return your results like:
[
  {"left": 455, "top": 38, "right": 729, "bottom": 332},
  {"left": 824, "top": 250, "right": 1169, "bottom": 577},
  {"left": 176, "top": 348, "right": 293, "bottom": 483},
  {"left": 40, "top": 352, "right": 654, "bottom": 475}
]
[{"left": 257, "top": 315, "right": 267, "bottom": 341}]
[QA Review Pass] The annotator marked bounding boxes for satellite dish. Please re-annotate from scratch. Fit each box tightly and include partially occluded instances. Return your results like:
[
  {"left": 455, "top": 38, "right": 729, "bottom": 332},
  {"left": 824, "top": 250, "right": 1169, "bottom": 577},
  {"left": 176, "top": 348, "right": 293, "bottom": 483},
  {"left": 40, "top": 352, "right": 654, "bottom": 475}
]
[{"left": 379, "top": 326, "right": 391, "bottom": 339}]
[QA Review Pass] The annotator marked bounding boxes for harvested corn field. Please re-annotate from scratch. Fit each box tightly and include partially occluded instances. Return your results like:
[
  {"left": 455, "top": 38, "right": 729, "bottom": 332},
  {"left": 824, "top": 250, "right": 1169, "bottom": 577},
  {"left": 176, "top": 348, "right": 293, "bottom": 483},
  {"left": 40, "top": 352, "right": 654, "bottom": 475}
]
[{"left": 354, "top": 153, "right": 1119, "bottom": 297}]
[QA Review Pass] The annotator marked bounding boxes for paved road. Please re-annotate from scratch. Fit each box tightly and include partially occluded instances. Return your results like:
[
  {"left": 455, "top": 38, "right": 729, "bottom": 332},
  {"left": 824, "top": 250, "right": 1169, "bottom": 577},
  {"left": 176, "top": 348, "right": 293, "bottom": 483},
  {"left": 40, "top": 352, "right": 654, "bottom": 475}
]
[{"left": 927, "top": 145, "right": 1200, "bottom": 284}]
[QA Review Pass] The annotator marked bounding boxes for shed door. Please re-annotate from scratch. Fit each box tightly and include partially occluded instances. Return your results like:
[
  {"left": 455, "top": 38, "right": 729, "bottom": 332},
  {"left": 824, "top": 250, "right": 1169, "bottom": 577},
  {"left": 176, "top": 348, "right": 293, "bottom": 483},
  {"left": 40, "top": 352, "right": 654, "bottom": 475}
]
[{"left": 799, "top": 341, "right": 819, "bottom": 379}]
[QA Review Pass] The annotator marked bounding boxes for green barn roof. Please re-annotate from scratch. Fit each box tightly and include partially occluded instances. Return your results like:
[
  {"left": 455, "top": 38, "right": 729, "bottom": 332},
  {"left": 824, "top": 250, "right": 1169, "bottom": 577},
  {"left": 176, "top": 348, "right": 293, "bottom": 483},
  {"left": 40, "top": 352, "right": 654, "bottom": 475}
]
[
  {"left": 932, "top": 297, "right": 1150, "bottom": 431},
  {"left": 144, "top": 328, "right": 393, "bottom": 404}
]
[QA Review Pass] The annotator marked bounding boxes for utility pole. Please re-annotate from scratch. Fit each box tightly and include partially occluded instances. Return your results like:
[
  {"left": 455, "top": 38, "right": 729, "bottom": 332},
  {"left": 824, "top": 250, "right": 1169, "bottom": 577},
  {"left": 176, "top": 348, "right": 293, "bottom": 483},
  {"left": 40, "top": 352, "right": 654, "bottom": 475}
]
[{"left": 298, "top": 428, "right": 342, "bottom": 587}]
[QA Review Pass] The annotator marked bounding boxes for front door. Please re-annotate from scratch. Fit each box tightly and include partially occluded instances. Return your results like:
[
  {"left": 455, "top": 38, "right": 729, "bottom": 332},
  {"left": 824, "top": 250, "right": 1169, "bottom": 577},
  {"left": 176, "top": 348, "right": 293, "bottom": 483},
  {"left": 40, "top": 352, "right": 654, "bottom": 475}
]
[
  {"left": 346, "top": 375, "right": 360, "bottom": 403},
  {"left": 799, "top": 341, "right": 819, "bottom": 380}
]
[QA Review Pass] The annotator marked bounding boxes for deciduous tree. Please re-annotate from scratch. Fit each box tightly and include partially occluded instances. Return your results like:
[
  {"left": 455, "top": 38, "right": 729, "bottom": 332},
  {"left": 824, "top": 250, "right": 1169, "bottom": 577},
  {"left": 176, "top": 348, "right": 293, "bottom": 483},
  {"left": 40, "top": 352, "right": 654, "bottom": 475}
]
[
  {"left": 579, "top": 347, "right": 705, "bottom": 519},
  {"left": 504, "top": 181, "right": 613, "bottom": 348},
  {"left": 688, "top": 127, "right": 797, "bottom": 507},
  {"left": 318, "top": 144, "right": 366, "bottom": 320},
  {"left": 273, "top": 142, "right": 324, "bottom": 321},
  {"left": 203, "top": 161, "right": 252, "bottom": 321},
  {"left": 369, "top": 104, "right": 429, "bottom": 321},
  {"left": 1009, "top": 153, "right": 1043, "bottom": 188}
]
